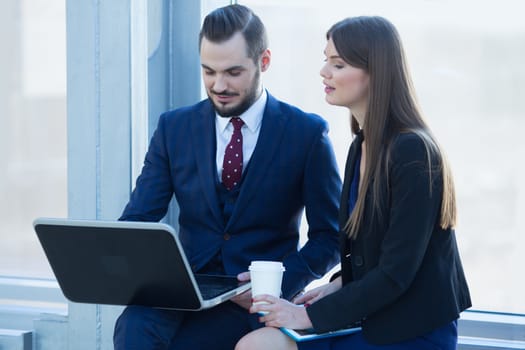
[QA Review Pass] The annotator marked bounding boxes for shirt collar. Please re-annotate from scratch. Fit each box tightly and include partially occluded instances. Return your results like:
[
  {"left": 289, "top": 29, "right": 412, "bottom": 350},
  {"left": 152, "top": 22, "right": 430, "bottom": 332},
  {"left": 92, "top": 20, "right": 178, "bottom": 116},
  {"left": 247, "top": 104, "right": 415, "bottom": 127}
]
[{"left": 216, "top": 89, "right": 267, "bottom": 134}]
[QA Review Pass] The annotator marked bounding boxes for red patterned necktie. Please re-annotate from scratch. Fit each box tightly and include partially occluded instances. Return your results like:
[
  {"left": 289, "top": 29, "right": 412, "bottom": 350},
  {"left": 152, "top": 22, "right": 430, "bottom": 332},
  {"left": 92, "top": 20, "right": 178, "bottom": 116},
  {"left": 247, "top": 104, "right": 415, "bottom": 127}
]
[{"left": 221, "top": 117, "right": 244, "bottom": 190}]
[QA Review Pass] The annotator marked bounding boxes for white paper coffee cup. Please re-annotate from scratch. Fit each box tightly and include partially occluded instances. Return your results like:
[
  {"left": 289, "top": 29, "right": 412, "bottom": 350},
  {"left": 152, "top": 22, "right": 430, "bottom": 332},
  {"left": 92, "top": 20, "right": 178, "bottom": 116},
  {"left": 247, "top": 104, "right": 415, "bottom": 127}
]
[{"left": 249, "top": 261, "right": 285, "bottom": 313}]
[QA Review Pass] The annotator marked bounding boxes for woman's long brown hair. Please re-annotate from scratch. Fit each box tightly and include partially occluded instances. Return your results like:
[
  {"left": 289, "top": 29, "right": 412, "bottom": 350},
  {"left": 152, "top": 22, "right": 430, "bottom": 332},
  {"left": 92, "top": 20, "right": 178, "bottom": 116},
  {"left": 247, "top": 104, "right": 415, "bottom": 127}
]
[{"left": 328, "top": 16, "right": 456, "bottom": 239}]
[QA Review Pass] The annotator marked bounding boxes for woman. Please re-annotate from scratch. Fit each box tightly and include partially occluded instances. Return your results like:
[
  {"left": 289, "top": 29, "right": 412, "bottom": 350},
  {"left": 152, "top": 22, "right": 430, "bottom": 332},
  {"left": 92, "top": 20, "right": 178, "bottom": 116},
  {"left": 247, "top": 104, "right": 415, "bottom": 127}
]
[{"left": 235, "top": 16, "right": 471, "bottom": 350}]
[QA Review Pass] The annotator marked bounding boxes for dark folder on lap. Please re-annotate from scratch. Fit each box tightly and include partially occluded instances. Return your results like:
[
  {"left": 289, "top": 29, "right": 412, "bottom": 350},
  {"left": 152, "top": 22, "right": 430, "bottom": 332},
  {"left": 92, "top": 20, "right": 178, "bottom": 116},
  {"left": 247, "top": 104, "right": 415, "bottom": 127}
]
[{"left": 33, "top": 218, "right": 250, "bottom": 311}]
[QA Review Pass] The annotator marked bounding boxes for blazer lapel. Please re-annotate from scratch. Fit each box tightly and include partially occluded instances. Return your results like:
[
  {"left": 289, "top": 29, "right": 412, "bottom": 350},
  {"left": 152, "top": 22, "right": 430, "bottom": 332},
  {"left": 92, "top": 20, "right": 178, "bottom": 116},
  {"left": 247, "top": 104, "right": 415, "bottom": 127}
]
[
  {"left": 339, "top": 131, "right": 363, "bottom": 228},
  {"left": 225, "top": 94, "right": 288, "bottom": 230},
  {"left": 339, "top": 131, "right": 362, "bottom": 257},
  {"left": 191, "top": 101, "right": 224, "bottom": 227}
]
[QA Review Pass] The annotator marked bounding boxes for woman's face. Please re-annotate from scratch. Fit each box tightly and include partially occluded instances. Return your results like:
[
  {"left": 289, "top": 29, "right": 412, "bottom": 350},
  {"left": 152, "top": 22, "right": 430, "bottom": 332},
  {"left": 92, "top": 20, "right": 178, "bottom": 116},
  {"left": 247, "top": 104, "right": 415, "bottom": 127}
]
[{"left": 320, "top": 38, "right": 369, "bottom": 110}]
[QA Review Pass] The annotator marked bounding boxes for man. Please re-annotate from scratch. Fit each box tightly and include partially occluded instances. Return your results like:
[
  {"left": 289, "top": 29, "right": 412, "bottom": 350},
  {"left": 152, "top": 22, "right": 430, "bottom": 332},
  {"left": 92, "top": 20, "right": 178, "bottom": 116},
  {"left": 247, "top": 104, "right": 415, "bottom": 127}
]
[{"left": 114, "top": 4, "right": 341, "bottom": 350}]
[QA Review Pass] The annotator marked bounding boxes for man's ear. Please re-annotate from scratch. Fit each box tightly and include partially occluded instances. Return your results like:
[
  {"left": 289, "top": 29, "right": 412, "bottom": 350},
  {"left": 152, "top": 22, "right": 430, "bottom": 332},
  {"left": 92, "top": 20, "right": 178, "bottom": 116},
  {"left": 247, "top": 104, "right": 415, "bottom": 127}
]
[{"left": 260, "top": 49, "right": 271, "bottom": 72}]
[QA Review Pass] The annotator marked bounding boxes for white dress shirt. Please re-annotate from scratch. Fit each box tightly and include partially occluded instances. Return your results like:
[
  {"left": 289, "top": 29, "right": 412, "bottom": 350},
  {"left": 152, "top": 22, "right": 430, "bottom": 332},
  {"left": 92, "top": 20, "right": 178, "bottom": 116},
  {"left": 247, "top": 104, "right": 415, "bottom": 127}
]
[{"left": 215, "top": 90, "right": 267, "bottom": 180}]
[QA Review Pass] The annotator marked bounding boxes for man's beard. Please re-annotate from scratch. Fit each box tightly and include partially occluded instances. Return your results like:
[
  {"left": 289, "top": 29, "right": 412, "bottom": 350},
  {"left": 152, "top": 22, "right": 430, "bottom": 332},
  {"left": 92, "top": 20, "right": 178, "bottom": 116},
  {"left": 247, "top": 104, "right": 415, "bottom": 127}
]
[{"left": 209, "top": 71, "right": 261, "bottom": 118}]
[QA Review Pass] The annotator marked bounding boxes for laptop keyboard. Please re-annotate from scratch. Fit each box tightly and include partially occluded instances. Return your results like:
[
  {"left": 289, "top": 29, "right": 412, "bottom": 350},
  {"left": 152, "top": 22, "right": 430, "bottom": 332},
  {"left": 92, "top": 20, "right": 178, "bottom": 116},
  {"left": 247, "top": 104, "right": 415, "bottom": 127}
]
[{"left": 194, "top": 274, "right": 245, "bottom": 300}]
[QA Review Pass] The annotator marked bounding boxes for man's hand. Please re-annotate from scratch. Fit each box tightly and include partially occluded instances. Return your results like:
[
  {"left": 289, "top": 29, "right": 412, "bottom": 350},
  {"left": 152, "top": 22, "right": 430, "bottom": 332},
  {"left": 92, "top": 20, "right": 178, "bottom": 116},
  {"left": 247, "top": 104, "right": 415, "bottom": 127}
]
[{"left": 230, "top": 271, "right": 252, "bottom": 310}]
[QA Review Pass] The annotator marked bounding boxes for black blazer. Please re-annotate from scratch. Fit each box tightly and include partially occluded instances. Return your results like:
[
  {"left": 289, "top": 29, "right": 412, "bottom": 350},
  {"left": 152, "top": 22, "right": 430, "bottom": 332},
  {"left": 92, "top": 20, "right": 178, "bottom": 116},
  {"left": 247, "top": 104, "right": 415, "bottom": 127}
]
[{"left": 307, "top": 131, "right": 471, "bottom": 344}]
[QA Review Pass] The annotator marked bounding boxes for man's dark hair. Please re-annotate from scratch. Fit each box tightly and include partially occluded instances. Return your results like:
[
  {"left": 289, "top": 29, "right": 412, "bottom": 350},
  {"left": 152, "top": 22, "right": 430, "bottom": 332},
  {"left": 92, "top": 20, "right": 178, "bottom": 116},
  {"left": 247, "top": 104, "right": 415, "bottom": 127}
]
[{"left": 199, "top": 4, "right": 268, "bottom": 63}]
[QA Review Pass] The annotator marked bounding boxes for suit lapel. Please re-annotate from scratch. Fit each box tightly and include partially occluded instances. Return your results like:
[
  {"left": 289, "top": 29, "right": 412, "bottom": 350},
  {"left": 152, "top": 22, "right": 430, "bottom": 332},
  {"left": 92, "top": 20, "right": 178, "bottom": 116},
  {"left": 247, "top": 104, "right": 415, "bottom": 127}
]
[
  {"left": 339, "top": 132, "right": 362, "bottom": 255},
  {"left": 225, "top": 94, "right": 288, "bottom": 230},
  {"left": 339, "top": 132, "right": 363, "bottom": 228},
  {"left": 191, "top": 101, "right": 224, "bottom": 227}
]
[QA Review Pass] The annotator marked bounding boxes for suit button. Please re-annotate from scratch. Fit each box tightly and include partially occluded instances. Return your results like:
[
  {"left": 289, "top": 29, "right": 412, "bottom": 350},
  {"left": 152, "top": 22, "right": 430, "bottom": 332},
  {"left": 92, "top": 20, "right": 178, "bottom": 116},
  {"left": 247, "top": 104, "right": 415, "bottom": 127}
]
[
  {"left": 223, "top": 233, "right": 231, "bottom": 241},
  {"left": 353, "top": 255, "right": 364, "bottom": 267}
]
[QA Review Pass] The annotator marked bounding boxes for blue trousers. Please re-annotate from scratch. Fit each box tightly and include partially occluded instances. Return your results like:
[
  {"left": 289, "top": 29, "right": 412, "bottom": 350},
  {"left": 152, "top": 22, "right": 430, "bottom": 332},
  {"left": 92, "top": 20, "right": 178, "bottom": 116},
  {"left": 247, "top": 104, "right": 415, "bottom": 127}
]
[
  {"left": 298, "top": 321, "right": 457, "bottom": 350},
  {"left": 114, "top": 302, "right": 261, "bottom": 350}
]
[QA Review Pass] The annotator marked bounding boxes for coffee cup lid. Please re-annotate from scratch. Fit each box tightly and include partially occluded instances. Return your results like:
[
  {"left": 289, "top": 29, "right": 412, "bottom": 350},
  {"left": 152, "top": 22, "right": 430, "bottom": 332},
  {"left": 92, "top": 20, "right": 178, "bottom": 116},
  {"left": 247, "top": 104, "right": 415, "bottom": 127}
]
[{"left": 249, "top": 260, "right": 285, "bottom": 271}]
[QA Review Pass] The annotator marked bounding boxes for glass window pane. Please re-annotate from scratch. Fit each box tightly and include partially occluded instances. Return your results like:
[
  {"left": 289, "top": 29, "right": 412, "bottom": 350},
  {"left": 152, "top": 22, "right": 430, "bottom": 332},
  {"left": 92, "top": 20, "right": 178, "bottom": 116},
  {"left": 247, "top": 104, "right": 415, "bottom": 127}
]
[
  {"left": 0, "top": 0, "right": 66, "bottom": 278},
  {"left": 241, "top": 0, "right": 525, "bottom": 314}
]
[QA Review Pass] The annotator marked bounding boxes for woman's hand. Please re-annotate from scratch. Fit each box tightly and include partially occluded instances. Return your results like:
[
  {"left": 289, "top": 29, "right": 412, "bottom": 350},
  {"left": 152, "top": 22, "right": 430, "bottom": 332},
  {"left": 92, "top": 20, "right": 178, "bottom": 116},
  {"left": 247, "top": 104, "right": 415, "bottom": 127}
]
[
  {"left": 250, "top": 295, "right": 313, "bottom": 330},
  {"left": 293, "top": 276, "right": 342, "bottom": 306}
]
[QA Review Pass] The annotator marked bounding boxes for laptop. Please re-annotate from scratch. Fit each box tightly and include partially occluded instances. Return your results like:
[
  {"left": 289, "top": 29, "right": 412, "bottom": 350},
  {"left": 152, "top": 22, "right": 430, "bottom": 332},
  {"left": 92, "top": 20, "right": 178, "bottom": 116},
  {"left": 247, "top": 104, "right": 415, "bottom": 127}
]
[{"left": 33, "top": 218, "right": 251, "bottom": 311}]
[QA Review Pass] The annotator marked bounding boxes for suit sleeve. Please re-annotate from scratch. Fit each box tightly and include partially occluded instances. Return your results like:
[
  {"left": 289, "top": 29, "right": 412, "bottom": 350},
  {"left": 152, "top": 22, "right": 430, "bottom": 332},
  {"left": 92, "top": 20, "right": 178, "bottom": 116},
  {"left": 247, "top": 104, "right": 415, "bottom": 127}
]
[
  {"left": 306, "top": 134, "right": 443, "bottom": 332},
  {"left": 281, "top": 122, "right": 342, "bottom": 299},
  {"left": 119, "top": 113, "right": 174, "bottom": 222}
]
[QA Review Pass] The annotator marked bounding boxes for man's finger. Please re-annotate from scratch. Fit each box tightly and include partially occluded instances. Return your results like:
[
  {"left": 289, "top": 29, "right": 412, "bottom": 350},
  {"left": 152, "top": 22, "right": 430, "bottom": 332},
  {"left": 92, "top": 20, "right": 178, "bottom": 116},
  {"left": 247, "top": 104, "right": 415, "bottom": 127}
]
[{"left": 237, "top": 271, "right": 251, "bottom": 281}]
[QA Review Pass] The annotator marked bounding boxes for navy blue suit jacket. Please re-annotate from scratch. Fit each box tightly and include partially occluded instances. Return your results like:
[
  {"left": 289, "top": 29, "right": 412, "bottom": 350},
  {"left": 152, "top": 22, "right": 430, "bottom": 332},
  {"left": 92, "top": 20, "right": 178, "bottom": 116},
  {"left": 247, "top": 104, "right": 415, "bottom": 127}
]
[{"left": 120, "top": 93, "right": 342, "bottom": 299}]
